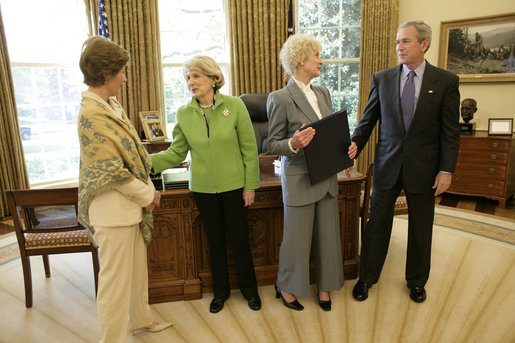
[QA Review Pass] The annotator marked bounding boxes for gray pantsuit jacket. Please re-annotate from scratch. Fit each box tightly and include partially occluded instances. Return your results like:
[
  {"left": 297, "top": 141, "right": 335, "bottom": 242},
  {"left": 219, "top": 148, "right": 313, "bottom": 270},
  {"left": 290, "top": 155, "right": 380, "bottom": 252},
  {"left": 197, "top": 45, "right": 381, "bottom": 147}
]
[{"left": 266, "top": 79, "right": 344, "bottom": 297}]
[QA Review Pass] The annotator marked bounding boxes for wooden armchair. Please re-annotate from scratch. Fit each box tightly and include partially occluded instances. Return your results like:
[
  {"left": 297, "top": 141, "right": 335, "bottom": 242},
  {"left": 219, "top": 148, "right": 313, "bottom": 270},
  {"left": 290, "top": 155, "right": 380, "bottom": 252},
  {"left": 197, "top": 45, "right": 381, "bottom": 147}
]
[{"left": 5, "top": 187, "right": 99, "bottom": 308}]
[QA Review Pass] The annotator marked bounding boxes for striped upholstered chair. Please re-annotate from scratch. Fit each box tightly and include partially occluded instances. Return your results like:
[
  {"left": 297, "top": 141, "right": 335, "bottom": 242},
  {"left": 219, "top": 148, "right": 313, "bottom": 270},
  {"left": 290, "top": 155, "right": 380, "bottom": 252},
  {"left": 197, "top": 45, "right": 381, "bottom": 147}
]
[{"left": 5, "top": 187, "right": 99, "bottom": 308}]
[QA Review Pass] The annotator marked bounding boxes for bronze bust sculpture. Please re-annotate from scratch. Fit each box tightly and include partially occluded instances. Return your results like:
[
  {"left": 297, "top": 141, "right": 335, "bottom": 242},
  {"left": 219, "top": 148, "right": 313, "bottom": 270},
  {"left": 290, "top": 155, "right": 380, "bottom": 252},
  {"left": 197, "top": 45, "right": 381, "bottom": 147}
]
[{"left": 460, "top": 98, "right": 477, "bottom": 123}]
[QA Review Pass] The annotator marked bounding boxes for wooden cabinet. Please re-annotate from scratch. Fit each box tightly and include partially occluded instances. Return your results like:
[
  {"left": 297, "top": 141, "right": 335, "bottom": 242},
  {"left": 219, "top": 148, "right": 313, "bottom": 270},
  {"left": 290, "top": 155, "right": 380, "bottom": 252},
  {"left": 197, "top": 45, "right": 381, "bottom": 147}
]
[
  {"left": 447, "top": 131, "right": 515, "bottom": 208},
  {"left": 146, "top": 167, "right": 365, "bottom": 304},
  {"left": 142, "top": 140, "right": 172, "bottom": 153}
]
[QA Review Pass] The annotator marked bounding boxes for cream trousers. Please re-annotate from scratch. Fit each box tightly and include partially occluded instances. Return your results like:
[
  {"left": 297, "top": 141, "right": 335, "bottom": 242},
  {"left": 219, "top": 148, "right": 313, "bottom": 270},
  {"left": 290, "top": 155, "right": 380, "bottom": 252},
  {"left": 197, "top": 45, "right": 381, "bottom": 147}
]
[{"left": 93, "top": 224, "right": 153, "bottom": 343}]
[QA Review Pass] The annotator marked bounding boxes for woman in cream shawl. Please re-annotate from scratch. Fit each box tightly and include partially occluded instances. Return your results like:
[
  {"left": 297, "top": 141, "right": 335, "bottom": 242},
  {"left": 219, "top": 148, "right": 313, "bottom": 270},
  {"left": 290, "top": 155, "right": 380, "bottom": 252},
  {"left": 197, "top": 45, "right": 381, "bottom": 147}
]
[{"left": 78, "top": 36, "right": 171, "bottom": 342}]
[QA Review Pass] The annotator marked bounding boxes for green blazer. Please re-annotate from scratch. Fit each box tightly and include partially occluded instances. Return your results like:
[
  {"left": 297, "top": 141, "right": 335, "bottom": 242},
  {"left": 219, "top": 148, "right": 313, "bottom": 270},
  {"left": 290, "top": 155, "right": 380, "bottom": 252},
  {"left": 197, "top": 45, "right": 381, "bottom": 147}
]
[{"left": 151, "top": 92, "right": 259, "bottom": 193}]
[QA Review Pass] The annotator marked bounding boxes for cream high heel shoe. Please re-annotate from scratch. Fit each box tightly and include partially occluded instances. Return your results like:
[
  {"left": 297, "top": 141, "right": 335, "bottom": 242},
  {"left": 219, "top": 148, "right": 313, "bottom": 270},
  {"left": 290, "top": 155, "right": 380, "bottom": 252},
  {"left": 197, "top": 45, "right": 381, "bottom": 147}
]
[{"left": 133, "top": 321, "right": 173, "bottom": 335}]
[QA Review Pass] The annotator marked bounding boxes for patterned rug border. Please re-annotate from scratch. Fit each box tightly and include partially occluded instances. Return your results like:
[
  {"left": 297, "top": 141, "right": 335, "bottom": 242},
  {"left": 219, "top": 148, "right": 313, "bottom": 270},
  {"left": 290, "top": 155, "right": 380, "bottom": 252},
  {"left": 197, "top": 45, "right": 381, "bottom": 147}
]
[
  {"left": 0, "top": 232, "right": 19, "bottom": 267},
  {"left": 436, "top": 204, "right": 515, "bottom": 225},
  {"left": 395, "top": 206, "right": 515, "bottom": 246},
  {"left": 1, "top": 207, "right": 514, "bottom": 267}
]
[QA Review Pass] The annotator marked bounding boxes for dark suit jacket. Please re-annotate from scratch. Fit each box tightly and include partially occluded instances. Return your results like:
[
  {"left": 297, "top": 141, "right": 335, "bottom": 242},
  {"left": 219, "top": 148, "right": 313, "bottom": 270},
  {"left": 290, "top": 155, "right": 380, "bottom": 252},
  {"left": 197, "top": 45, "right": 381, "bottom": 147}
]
[
  {"left": 352, "top": 61, "right": 460, "bottom": 193},
  {"left": 267, "top": 79, "right": 338, "bottom": 206}
]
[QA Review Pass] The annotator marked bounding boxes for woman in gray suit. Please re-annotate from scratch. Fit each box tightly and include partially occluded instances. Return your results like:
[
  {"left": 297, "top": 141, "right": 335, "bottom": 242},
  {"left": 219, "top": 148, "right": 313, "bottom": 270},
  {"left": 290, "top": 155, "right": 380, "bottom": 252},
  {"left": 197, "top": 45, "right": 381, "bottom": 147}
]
[{"left": 267, "top": 34, "right": 344, "bottom": 311}]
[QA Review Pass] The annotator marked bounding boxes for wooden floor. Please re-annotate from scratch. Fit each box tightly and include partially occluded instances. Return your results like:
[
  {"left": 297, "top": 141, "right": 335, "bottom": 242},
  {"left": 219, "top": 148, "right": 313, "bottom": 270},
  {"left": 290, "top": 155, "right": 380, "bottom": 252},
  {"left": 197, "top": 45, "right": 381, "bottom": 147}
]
[{"left": 0, "top": 195, "right": 514, "bottom": 343}]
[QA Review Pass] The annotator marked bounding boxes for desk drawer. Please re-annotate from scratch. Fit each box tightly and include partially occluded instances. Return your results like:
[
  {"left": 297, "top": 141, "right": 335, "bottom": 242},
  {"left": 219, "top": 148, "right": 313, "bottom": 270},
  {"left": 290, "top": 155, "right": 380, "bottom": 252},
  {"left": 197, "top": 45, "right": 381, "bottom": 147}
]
[
  {"left": 453, "top": 162, "right": 507, "bottom": 179},
  {"left": 449, "top": 176, "right": 505, "bottom": 197},
  {"left": 459, "top": 138, "right": 510, "bottom": 152},
  {"left": 456, "top": 150, "right": 508, "bottom": 164}
]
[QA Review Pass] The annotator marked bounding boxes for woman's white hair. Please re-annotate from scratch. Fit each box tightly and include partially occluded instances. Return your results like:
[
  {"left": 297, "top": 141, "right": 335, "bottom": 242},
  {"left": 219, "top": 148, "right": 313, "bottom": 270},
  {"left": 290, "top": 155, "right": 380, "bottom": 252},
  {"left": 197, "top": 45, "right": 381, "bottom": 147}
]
[{"left": 279, "top": 33, "right": 322, "bottom": 76}]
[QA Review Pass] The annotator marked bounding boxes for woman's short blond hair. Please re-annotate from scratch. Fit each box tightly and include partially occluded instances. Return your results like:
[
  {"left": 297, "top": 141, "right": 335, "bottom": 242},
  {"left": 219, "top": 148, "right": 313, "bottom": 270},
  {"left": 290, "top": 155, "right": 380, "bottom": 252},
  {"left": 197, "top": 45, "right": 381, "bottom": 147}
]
[
  {"left": 79, "top": 36, "right": 129, "bottom": 87},
  {"left": 279, "top": 33, "right": 322, "bottom": 76},
  {"left": 183, "top": 55, "right": 225, "bottom": 91}
]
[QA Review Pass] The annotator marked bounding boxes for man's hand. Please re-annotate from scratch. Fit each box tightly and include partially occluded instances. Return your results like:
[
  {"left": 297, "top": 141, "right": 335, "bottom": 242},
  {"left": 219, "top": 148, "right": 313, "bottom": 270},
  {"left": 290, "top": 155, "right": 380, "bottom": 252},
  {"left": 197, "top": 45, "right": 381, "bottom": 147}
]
[
  {"left": 243, "top": 190, "right": 255, "bottom": 207},
  {"left": 348, "top": 142, "right": 358, "bottom": 159},
  {"left": 433, "top": 172, "right": 453, "bottom": 196}
]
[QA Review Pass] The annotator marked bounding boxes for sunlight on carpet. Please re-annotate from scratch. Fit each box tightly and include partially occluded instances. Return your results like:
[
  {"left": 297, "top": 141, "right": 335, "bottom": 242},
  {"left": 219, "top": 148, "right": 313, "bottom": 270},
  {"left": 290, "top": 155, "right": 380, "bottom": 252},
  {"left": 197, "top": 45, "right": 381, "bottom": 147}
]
[{"left": 0, "top": 208, "right": 514, "bottom": 343}]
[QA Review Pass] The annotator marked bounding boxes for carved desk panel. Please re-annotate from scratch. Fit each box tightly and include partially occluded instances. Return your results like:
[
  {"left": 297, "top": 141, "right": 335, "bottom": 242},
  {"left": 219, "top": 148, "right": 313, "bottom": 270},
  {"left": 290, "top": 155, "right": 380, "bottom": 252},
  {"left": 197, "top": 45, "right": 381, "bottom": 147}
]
[{"left": 147, "top": 170, "right": 365, "bottom": 304}]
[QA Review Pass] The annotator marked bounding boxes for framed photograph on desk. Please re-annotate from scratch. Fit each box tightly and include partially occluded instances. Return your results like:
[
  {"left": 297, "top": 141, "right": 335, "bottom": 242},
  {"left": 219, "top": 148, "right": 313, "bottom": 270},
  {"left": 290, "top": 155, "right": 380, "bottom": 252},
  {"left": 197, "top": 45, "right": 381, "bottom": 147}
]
[
  {"left": 488, "top": 118, "right": 513, "bottom": 136},
  {"left": 139, "top": 111, "right": 167, "bottom": 141}
]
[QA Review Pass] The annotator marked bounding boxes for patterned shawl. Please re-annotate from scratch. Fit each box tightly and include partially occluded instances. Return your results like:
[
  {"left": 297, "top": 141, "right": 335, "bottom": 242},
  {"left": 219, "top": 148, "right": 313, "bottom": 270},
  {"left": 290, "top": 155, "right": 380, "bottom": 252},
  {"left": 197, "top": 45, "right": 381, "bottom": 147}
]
[{"left": 77, "top": 95, "right": 154, "bottom": 245}]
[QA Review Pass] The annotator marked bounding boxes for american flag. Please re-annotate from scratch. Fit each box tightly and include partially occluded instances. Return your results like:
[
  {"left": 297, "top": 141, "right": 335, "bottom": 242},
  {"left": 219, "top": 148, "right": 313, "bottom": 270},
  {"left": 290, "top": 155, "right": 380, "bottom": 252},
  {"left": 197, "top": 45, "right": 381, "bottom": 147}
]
[{"left": 98, "top": 0, "right": 110, "bottom": 38}]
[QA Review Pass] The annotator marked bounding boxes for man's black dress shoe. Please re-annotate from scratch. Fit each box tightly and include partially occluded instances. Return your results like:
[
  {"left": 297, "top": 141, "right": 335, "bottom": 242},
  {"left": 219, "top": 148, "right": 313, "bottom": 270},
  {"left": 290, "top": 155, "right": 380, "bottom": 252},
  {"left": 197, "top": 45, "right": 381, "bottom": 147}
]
[
  {"left": 209, "top": 298, "right": 225, "bottom": 313},
  {"left": 352, "top": 280, "right": 372, "bottom": 301},
  {"left": 409, "top": 286, "right": 426, "bottom": 303},
  {"left": 247, "top": 296, "right": 262, "bottom": 311},
  {"left": 275, "top": 285, "right": 304, "bottom": 311},
  {"left": 317, "top": 292, "right": 331, "bottom": 311}
]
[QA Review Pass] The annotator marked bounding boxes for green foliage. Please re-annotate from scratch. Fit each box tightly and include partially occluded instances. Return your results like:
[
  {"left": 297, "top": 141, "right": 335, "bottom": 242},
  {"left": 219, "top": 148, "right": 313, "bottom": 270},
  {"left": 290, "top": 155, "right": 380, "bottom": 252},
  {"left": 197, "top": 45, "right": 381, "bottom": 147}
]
[
  {"left": 25, "top": 157, "right": 45, "bottom": 181},
  {"left": 300, "top": 0, "right": 361, "bottom": 130},
  {"left": 448, "top": 28, "right": 468, "bottom": 57}
]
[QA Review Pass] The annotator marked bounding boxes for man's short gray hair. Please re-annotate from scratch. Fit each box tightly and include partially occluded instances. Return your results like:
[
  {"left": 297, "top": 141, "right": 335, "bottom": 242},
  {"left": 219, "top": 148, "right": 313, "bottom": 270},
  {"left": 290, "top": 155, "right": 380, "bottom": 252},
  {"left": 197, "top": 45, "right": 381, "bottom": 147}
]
[{"left": 399, "top": 20, "right": 432, "bottom": 51}]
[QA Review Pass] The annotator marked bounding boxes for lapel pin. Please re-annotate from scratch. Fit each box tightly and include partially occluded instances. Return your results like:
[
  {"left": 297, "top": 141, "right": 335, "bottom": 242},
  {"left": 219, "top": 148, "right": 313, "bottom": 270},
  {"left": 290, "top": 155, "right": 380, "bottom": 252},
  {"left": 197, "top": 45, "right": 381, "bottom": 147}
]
[{"left": 222, "top": 109, "right": 230, "bottom": 117}]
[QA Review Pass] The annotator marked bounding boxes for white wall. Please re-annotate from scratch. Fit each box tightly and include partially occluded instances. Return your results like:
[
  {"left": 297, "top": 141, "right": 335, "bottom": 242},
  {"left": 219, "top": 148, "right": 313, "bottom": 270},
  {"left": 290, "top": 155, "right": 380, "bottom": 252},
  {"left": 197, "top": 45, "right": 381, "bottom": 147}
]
[{"left": 399, "top": 0, "right": 515, "bottom": 131}]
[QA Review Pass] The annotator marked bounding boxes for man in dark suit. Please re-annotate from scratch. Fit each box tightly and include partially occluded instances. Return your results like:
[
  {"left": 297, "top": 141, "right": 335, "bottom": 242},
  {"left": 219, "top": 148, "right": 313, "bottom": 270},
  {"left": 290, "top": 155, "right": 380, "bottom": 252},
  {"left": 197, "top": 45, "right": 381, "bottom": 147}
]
[{"left": 348, "top": 20, "right": 460, "bottom": 303}]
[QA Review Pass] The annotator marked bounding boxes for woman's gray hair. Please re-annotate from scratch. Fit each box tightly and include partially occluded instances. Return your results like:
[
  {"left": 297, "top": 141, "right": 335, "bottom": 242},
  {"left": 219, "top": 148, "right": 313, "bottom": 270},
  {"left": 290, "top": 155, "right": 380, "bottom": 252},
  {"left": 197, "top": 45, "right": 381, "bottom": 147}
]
[
  {"left": 399, "top": 20, "right": 432, "bottom": 51},
  {"left": 183, "top": 55, "right": 225, "bottom": 90},
  {"left": 279, "top": 33, "right": 322, "bottom": 76}
]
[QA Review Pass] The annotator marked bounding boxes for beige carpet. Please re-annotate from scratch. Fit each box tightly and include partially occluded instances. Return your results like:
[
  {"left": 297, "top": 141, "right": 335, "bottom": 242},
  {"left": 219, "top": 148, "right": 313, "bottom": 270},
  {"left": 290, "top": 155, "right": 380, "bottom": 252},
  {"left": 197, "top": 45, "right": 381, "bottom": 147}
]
[{"left": 0, "top": 206, "right": 514, "bottom": 343}]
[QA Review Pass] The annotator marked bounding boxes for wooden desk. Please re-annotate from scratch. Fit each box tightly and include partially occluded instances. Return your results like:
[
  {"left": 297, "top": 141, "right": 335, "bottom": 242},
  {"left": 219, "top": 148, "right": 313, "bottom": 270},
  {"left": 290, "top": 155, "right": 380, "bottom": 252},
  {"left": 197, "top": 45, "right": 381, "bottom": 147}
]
[{"left": 147, "top": 161, "right": 365, "bottom": 304}]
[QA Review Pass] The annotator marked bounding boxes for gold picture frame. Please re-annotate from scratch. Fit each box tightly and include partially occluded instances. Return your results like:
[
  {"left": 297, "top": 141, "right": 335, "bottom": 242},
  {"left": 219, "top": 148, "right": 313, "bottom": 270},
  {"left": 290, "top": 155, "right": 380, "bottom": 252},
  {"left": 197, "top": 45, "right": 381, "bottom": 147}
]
[
  {"left": 438, "top": 13, "right": 515, "bottom": 83},
  {"left": 139, "top": 111, "right": 167, "bottom": 142}
]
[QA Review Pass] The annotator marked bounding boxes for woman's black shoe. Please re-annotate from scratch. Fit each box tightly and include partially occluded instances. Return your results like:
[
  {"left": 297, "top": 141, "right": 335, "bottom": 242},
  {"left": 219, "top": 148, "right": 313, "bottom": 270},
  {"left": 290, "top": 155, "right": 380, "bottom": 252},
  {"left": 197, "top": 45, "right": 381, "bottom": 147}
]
[
  {"left": 209, "top": 298, "right": 225, "bottom": 313},
  {"left": 274, "top": 285, "right": 304, "bottom": 311},
  {"left": 317, "top": 292, "right": 332, "bottom": 311}
]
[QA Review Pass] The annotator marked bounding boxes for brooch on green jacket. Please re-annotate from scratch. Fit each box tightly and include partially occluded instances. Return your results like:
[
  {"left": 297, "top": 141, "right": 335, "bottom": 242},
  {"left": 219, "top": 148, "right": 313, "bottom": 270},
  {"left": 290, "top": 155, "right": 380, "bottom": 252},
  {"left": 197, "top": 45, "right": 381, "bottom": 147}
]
[{"left": 222, "top": 109, "right": 230, "bottom": 117}]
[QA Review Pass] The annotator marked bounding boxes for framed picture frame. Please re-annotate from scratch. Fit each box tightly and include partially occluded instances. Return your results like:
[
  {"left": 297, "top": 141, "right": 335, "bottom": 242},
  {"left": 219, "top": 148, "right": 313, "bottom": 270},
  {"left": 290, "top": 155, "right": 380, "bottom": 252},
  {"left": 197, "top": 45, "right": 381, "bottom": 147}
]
[
  {"left": 139, "top": 111, "right": 167, "bottom": 141},
  {"left": 488, "top": 118, "right": 513, "bottom": 136},
  {"left": 438, "top": 13, "right": 515, "bottom": 83}
]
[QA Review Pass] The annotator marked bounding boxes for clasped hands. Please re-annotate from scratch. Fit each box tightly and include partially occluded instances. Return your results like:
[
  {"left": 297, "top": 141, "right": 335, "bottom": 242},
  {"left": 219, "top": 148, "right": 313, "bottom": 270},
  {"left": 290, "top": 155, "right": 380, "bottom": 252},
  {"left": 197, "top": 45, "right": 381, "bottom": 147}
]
[{"left": 145, "top": 190, "right": 161, "bottom": 213}]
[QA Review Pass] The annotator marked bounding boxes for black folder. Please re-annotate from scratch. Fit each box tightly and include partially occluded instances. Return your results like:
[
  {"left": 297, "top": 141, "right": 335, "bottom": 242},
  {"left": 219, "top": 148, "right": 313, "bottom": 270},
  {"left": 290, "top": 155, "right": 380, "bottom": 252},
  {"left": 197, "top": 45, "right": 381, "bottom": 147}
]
[{"left": 301, "top": 109, "right": 354, "bottom": 184}]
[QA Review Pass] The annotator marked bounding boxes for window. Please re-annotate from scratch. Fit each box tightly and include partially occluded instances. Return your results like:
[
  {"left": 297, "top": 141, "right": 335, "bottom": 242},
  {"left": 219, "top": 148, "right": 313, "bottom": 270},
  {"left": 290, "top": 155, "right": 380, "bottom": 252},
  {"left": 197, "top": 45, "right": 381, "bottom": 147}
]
[
  {"left": 297, "top": 0, "right": 361, "bottom": 131},
  {"left": 1, "top": 0, "right": 88, "bottom": 186},
  {"left": 158, "top": 0, "right": 230, "bottom": 135}
]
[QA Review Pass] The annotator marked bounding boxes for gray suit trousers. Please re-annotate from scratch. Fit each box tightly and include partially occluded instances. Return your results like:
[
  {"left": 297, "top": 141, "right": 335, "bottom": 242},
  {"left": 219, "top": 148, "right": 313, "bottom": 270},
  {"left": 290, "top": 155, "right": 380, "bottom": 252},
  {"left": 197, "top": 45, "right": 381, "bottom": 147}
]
[{"left": 276, "top": 192, "right": 344, "bottom": 298}]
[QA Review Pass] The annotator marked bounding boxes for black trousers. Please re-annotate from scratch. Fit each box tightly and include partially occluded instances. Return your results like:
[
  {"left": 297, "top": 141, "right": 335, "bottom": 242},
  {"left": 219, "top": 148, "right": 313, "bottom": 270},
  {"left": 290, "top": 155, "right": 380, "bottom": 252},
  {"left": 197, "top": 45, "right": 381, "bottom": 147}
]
[
  {"left": 360, "top": 169, "right": 435, "bottom": 288},
  {"left": 193, "top": 188, "right": 258, "bottom": 300}
]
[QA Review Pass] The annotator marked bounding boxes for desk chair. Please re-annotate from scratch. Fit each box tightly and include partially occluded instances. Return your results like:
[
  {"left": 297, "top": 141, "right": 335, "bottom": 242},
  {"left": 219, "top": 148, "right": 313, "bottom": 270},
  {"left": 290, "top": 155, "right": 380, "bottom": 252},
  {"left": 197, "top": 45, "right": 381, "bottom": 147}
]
[
  {"left": 5, "top": 187, "right": 99, "bottom": 308},
  {"left": 240, "top": 93, "right": 270, "bottom": 155}
]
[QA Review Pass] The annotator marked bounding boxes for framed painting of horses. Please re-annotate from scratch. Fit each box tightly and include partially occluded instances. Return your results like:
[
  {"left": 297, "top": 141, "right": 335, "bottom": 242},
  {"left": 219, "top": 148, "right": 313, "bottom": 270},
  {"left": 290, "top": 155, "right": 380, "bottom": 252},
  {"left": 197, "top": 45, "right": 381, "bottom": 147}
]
[{"left": 438, "top": 13, "right": 515, "bottom": 83}]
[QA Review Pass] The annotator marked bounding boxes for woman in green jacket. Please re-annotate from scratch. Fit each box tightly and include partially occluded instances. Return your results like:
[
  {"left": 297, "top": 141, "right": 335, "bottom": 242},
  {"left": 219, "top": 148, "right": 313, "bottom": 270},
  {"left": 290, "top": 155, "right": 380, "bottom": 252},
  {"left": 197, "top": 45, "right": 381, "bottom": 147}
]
[{"left": 151, "top": 55, "right": 261, "bottom": 313}]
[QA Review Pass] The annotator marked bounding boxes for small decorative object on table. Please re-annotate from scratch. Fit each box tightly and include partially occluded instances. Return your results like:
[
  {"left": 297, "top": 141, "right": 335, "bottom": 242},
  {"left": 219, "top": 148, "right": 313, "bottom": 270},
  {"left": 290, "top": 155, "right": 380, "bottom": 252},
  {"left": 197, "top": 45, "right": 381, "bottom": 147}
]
[
  {"left": 459, "top": 98, "right": 477, "bottom": 134},
  {"left": 488, "top": 118, "right": 513, "bottom": 136},
  {"left": 139, "top": 111, "right": 167, "bottom": 142}
]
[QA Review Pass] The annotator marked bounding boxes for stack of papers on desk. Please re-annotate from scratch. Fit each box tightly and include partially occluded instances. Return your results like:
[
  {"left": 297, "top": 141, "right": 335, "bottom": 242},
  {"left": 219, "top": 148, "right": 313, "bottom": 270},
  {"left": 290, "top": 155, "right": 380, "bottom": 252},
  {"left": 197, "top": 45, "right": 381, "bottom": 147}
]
[{"left": 162, "top": 168, "right": 189, "bottom": 190}]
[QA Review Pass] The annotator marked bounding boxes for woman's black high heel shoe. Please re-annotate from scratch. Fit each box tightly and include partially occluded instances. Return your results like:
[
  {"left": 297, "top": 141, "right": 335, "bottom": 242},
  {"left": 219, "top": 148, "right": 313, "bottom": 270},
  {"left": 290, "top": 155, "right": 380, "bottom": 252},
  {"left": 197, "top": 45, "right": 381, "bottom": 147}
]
[
  {"left": 317, "top": 291, "right": 331, "bottom": 311},
  {"left": 275, "top": 285, "right": 304, "bottom": 311}
]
